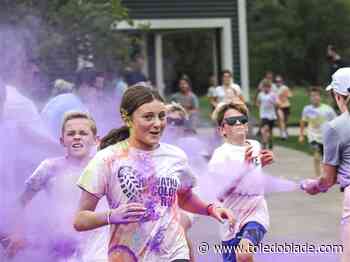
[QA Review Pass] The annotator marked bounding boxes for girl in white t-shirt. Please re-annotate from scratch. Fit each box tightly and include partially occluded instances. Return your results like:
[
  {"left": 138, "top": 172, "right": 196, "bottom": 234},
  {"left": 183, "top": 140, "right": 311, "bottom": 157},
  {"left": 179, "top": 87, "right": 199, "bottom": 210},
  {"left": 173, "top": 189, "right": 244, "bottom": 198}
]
[
  {"left": 209, "top": 102, "right": 274, "bottom": 262},
  {"left": 1, "top": 112, "right": 107, "bottom": 261},
  {"left": 74, "top": 86, "right": 235, "bottom": 262}
]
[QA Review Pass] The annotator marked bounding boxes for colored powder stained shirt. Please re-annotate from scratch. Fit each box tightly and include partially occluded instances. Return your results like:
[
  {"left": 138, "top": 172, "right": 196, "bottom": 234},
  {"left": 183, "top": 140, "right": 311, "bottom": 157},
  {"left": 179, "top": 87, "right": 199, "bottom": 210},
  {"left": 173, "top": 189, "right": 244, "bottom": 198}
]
[
  {"left": 208, "top": 140, "right": 269, "bottom": 242},
  {"left": 302, "top": 104, "right": 337, "bottom": 144},
  {"left": 77, "top": 141, "right": 196, "bottom": 262},
  {"left": 25, "top": 156, "right": 109, "bottom": 262}
]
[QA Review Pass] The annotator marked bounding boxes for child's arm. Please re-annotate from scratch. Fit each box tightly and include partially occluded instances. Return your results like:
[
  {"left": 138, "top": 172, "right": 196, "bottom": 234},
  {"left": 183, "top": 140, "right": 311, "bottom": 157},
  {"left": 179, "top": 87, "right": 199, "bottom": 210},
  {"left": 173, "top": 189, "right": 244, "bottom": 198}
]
[
  {"left": 3, "top": 160, "right": 53, "bottom": 257},
  {"left": 177, "top": 188, "right": 235, "bottom": 225},
  {"left": 209, "top": 96, "right": 218, "bottom": 108},
  {"left": 299, "top": 107, "right": 308, "bottom": 143},
  {"left": 299, "top": 119, "right": 306, "bottom": 143},
  {"left": 256, "top": 93, "right": 261, "bottom": 108}
]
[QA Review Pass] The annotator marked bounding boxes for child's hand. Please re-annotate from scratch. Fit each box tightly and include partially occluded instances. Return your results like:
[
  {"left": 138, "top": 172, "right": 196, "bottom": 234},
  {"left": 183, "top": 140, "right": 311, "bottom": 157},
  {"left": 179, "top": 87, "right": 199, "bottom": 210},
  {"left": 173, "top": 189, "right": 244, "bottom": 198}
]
[
  {"left": 300, "top": 179, "right": 327, "bottom": 195},
  {"left": 260, "top": 149, "right": 274, "bottom": 167},
  {"left": 244, "top": 146, "right": 254, "bottom": 164},
  {"left": 208, "top": 204, "right": 236, "bottom": 226},
  {"left": 109, "top": 203, "right": 147, "bottom": 225},
  {"left": 2, "top": 234, "right": 26, "bottom": 258}
]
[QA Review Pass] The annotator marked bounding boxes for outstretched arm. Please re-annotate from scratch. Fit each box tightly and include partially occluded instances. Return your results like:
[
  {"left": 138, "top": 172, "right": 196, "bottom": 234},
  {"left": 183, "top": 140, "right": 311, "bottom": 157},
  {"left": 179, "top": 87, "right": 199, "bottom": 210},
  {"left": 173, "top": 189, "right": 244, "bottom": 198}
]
[
  {"left": 302, "top": 164, "right": 337, "bottom": 195},
  {"left": 178, "top": 189, "right": 235, "bottom": 224}
]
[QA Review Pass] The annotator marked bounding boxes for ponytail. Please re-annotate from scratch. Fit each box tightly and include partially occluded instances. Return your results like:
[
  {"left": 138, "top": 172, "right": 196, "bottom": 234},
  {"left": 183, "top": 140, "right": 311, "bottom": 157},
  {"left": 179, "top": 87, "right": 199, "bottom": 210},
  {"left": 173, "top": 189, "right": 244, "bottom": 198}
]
[{"left": 99, "top": 126, "right": 130, "bottom": 150}]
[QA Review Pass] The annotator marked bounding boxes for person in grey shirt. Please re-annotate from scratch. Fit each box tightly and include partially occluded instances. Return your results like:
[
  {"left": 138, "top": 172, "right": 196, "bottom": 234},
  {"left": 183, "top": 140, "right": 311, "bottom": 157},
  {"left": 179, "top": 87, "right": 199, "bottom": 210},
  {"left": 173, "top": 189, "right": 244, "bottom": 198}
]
[
  {"left": 170, "top": 75, "right": 199, "bottom": 132},
  {"left": 302, "top": 67, "right": 350, "bottom": 262}
]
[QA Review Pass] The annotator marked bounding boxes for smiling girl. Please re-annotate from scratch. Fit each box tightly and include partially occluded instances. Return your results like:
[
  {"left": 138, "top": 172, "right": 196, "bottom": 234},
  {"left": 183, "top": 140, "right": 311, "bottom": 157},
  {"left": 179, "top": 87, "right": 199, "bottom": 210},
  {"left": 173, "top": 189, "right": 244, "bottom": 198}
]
[{"left": 74, "top": 86, "right": 235, "bottom": 262}]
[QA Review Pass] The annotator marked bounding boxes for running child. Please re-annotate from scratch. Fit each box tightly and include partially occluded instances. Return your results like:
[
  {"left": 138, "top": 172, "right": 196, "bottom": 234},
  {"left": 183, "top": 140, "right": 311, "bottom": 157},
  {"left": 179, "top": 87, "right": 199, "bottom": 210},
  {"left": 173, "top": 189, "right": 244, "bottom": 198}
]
[
  {"left": 3, "top": 112, "right": 104, "bottom": 261},
  {"left": 74, "top": 85, "right": 235, "bottom": 262},
  {"left": 299, "top": 86, "right": 336, "bottom": 177},
  {"left": 256, "top": 79, "right": 278, "bottom": 149},
  {"left": 209, "top": 102, "right": 274, "bottom": 262}
]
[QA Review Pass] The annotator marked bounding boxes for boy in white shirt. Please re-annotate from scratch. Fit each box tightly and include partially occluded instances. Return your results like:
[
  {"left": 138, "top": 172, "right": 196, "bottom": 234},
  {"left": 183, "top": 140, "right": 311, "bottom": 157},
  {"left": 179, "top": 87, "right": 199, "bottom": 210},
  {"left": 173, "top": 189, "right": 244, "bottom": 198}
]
[
  {"left": 209, "top": 102, "right": 274, "bottom": 262},
  {"left": 256, "top": 79, "right": 279, "bottom": 149}
]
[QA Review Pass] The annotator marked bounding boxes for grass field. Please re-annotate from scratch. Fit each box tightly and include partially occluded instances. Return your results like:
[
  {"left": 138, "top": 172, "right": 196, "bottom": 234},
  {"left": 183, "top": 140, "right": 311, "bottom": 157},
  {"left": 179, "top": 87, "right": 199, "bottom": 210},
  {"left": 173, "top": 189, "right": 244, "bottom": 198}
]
[{"left": 273, "top": 136, "right": 313, "bottom": 155}]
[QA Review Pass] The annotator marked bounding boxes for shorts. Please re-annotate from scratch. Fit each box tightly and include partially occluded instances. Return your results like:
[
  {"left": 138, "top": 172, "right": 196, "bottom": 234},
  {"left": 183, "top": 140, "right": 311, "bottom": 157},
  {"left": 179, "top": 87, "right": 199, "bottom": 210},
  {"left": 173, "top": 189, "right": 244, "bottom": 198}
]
[
  {"left": 222, "top": 222, "right": 267, "bottom": 262},
  {"left": 309, "top": 141, "right": 324, "bottom": 156},
  {"left": 260, "top": 118, "right": 275, "bottom": 131},
  {"left": 279, "top": 107, "right": 291, "bottom": 122}
]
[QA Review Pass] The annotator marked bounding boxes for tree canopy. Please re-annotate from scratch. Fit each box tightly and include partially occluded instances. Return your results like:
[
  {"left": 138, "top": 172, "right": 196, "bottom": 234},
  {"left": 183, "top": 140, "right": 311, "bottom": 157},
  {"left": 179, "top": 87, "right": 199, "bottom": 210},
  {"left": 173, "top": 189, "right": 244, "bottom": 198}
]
[
  {"left": 1, "top": 0, "right": 132, "bottom": 81},
  {"left": 248, "top": 0, "right": 350, "bottom": 86}
]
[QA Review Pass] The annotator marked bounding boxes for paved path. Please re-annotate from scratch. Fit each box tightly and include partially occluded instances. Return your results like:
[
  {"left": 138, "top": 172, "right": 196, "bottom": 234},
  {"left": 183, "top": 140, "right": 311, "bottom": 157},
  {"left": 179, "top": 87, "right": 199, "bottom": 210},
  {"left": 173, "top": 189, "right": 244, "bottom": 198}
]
[{"left": 190, "top": 143, "right": 343, "bottom": 262}]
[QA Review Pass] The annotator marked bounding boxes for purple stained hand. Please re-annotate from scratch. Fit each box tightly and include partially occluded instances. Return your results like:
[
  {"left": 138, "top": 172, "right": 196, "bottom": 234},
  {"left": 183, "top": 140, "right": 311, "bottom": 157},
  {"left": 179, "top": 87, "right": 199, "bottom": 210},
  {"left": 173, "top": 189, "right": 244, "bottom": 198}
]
[{"left": 140, "top": 199, "right": 160, "bottom": 223}]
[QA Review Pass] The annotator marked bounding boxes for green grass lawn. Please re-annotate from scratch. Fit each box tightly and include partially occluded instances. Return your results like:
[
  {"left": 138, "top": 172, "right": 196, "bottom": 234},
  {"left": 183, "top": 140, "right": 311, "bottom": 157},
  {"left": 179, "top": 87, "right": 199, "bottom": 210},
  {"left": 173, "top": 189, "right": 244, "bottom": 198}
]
[{"left": 273, "top": 136, "right": 313, "bottom": 155}]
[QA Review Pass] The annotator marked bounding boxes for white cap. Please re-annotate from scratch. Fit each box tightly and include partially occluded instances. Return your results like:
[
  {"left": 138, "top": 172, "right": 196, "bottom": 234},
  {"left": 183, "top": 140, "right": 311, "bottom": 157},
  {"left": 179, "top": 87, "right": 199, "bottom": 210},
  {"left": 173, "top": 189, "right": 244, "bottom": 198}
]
[{"left": 326, "top": 67, "right": 350, "bottom": 96}]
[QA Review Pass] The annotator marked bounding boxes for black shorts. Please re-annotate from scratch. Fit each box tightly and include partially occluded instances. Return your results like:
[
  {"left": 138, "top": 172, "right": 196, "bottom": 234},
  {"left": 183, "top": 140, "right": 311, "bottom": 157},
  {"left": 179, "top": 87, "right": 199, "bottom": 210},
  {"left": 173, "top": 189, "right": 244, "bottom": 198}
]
[
  {"left": 261, "top": 118, "right": 275, "bottom": 130},
  {"left": 310, "top": 141, "right": 324, "bottom": 155},
  {"left": 280, "top": 107, "right": 291, "bottom": 121}
]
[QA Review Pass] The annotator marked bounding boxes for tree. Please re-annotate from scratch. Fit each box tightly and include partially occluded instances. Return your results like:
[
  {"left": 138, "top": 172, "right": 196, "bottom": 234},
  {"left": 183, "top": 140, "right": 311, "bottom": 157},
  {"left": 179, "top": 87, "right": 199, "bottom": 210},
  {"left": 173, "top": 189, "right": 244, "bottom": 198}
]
[
  {"left": 0, "top": 0, "right": 132, "bottom": 82},
  {"left": 248, "top": 0, "right": 350, "bottom": 86}
]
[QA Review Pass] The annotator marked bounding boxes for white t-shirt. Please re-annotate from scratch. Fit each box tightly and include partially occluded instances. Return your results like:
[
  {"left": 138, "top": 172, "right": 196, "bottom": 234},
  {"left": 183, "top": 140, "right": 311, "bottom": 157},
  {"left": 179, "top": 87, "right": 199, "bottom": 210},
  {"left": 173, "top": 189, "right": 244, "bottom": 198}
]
[
  {"left": 41, "top": 93, "right": 89, "bottom": 139},
  {"left": 78, "top": 141, "right": 196, "bottom": 262},
  {"left": 302, "top": 104, "right": 337, "bottom": 144},
  {"left": 214, "top": 84, "right": 242, "bottom": 103},
  {"left": 3, "top": 85, "right": 44, "bottom": 129},
  {"left": 25, "top": 156, "right": 108, "bottom": 262},
  {"left": 257, "top": 91, "right": 278, "bottom": 120},
  {"left": 208, "top": 140, "right": 269, "bottom": 241}
]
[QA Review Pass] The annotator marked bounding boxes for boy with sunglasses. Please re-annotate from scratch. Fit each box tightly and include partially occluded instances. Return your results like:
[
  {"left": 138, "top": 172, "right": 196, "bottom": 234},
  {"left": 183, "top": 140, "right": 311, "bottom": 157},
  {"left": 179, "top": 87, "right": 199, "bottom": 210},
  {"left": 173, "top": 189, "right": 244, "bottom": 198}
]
[{"left": 209, "top": 102, "right": 274, "bottom": 262}]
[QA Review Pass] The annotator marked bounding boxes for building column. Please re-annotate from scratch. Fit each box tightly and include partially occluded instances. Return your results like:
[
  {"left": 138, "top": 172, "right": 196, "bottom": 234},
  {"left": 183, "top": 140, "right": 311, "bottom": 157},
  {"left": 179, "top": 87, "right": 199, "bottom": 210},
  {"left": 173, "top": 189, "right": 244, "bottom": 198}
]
[
  {"left": 212, "top": 31, "right": 219, "bottom": 80},
  {"left": 155, "top": 33, "right": 164, "bottom": 96},
  {"left": 220, "top": 21, "right": 233, "bottom": 73},
  {"left": 238, "top": 0, "right": 250, "bottom": 102},
  {"left": 141, "top": 34, "right": 149, "bottom": 77}
]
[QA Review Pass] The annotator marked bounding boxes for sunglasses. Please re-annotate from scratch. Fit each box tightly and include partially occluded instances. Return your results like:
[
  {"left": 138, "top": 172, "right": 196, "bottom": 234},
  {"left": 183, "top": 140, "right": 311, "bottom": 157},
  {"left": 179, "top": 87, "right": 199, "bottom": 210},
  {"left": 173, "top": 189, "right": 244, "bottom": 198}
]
[
  {"left": 222, "top": 115, "right": 248, "bottom": 126},
  {"left": 167, "top": 117, "right": 185, "bottom": 126}
]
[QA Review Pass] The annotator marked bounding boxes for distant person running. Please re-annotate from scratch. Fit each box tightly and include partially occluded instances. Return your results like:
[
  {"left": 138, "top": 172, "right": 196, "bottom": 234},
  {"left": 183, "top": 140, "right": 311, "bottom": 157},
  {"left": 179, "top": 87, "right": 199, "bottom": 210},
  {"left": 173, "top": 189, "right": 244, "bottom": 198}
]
[
  {"left": 275, "top": 75, "right": 293, "bottom": 140},
  {"left": 255, "top": 71, "right": 277, "bottom": 104},
  {"left": 256, "top": 80, "right": 278, "bottom": 149},
  {"left": 299, "top": 87, "right": 336, "bottom": 177}
]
